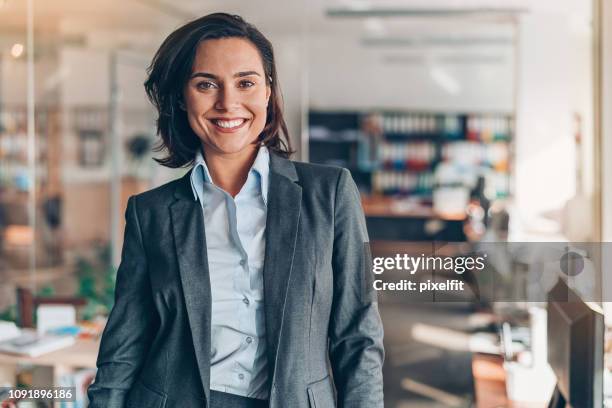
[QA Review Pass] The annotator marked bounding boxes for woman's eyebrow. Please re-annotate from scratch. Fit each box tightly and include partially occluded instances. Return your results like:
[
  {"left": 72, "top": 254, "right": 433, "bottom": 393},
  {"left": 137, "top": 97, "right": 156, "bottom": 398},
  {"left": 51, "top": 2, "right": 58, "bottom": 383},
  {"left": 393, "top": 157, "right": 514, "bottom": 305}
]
[
  {"left": 190, "top": 71, "right": 261, "bottom": 80},
  {"left": 235, "top": 71, "right": 261, "bottom": 78}
]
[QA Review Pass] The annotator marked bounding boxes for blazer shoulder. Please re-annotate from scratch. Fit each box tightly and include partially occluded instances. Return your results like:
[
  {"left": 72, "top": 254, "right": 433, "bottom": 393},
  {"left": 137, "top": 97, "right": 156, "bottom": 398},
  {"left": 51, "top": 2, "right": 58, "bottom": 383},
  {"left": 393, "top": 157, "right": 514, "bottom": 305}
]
[{"left": 292, "top": 161, "right": 346, "bottom": 187}]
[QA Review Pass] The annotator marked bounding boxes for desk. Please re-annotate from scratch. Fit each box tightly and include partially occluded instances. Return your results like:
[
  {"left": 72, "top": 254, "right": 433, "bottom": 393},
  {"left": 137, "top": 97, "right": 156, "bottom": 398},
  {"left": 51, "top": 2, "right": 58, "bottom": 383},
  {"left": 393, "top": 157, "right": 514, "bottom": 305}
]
[
  {"left": 472, "top": 353, "right": 546, "bottom": 408},
  {"left": 0, "top": 338, "right": 99, "bottom": 385},
  {"left": 361, "top": 196, "right": 466, "bottom": 221},
  {"left": 361, "top": 196, "right": 467, "bottom": 241}
]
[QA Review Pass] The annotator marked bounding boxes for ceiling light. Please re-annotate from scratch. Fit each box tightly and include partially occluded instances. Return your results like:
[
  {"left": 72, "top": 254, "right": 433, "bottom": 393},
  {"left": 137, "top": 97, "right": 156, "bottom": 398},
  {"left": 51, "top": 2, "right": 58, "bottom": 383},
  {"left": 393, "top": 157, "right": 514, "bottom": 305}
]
[
  {"left": 10, "top": 43, "right": 24, "bottom": 58},
  {"left": 363, "top": 18, "right": 386, "bottom": 36}
]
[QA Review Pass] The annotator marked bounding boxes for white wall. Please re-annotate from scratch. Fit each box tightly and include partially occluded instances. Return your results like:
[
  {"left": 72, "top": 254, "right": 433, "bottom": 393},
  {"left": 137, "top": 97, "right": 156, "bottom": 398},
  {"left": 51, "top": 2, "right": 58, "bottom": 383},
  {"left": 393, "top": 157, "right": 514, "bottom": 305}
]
[
  {"left": 59, "top": 46, "right": 153, "bottom": 110},
  {"left": 513, "top": 2, "right": 594, "bottom": 240},
  {"left": 306, "top": 32, "right": 515, "bottom": 112},
  {"left": 268, "top": 32, "right": 307, "bottom": 160}
]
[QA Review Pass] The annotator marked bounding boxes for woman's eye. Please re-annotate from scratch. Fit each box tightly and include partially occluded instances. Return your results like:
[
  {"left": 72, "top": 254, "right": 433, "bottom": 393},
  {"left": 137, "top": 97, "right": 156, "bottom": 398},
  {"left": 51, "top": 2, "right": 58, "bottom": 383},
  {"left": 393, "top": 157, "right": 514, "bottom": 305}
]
[
  {"left": 239, "top": 80, "right": 255, "bottom": 88},
  {"left": 196, "top": 81, "right": 216, "bottom": 90}
]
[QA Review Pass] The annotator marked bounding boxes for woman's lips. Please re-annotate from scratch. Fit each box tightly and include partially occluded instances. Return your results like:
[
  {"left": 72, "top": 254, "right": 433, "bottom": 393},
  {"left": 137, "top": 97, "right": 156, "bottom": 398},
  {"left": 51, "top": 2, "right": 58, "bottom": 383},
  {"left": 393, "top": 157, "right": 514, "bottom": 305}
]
[{"left": 209, "top": 118, "right": 249, "bottom": 133}]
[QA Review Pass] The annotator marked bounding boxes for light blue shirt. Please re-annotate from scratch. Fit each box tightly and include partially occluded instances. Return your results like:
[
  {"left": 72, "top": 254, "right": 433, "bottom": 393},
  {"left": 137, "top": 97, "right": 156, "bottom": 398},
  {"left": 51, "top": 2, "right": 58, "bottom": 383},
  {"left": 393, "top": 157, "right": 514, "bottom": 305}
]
[{"left": 190, "top": 146, "right": 270, "bottom": 400}]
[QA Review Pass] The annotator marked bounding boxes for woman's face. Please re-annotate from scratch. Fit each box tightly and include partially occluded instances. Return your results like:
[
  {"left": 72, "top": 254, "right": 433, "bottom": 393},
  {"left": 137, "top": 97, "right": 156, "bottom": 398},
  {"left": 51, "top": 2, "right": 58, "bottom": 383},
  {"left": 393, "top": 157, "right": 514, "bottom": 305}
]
[{"left": 183, "top": 37, "right": 271, "bottom": 158}]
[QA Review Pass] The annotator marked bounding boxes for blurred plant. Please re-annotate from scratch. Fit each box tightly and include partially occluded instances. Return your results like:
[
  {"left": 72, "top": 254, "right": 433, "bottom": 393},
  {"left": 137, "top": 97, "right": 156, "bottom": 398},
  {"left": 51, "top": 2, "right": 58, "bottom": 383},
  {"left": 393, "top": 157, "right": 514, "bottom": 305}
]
[
  {"left": 126, "top": 133, "right": 151, "bottom": 160},
  {"left": 37, "top": 285, "right": 55, "bottom": 297},
  {"left": 125, "top": 133, "right": 152, "bottom": 178},
  {"left": 0, "top": 304, "right": 17, "bottom": 322},
  {"left": 75, "top": 242, "right": 117, "bottom": 320}
]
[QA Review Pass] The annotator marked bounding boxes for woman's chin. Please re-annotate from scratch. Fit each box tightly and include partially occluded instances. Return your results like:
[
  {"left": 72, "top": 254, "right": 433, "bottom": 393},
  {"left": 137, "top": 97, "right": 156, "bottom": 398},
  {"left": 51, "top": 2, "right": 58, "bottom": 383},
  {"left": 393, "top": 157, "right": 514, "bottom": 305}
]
[{"left": 206, "top": 140, "right": 258, "bottom": 157}]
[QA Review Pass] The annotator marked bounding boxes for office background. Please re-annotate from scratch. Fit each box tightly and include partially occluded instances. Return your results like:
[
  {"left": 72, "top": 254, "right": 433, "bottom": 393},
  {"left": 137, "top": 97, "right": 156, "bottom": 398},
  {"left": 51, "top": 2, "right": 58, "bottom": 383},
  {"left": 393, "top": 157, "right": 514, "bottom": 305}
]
[{"left": 0, "top": 0, "right": 611, "bottom": 406}]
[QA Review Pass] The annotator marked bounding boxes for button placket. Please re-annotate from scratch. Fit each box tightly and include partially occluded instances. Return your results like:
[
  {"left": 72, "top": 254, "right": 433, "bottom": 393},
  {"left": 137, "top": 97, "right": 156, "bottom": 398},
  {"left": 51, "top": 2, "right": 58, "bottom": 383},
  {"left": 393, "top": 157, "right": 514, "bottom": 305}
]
[{"left": 200, "top": 156, "right": 270, "bottom": 397}]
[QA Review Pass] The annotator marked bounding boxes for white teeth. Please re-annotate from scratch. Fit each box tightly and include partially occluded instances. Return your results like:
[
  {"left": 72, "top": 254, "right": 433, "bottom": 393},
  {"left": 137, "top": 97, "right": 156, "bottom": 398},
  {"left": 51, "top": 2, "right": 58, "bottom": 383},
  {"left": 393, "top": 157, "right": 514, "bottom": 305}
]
[{"left": 213, "top": 119, "right": 245, "bottom": 128}]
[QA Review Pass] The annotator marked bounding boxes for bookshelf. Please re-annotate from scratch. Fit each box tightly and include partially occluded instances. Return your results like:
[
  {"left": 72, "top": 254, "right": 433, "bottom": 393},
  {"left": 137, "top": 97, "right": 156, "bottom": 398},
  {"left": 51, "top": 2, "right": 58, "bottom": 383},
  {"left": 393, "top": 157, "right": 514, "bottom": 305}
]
[
  {"left": 308, "top": 109, "right": 513, "bottom": 240},
  {"left": 0, "top": 107, "right": 59, "bottom": 192}
]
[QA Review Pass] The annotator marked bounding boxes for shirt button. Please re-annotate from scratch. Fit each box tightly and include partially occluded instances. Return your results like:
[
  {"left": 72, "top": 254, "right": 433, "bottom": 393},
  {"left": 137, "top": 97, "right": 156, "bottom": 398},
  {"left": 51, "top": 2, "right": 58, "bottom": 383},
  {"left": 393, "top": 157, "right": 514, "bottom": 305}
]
[
  {"left": 243, "top": 297, "right": 250, "bottom": 306},
  {"left": 246, "top": 336, "right": 253, "bottom": 344},
  {"left": 240, "top": 259, "right": 246, "bottom": 266},
  {"left": 238, "top": 373, "right": 245, "bottom": 380}
]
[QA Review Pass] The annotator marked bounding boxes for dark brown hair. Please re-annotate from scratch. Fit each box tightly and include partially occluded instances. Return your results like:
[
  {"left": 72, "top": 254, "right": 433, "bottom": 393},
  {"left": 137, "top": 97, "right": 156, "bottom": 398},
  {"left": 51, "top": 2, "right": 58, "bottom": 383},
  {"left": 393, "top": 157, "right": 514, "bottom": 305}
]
[{"left": 144, "top": 12, "right": 294, "bottom": 168}]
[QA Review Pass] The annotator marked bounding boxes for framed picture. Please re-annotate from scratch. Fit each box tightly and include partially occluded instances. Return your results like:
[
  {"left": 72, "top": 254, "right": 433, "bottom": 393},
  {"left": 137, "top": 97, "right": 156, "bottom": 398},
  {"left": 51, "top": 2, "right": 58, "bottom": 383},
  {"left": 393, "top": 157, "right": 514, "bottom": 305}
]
[{"left": 78, "top": 129, "right": 104, "bottom": 167}]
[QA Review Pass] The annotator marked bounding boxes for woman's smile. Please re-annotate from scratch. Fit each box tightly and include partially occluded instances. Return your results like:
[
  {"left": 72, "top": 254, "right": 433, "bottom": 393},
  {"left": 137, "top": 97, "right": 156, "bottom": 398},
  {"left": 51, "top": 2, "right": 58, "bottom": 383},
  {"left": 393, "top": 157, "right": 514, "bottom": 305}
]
[{"left": 209, "top": 117, "right": 250, "bottom": 132}]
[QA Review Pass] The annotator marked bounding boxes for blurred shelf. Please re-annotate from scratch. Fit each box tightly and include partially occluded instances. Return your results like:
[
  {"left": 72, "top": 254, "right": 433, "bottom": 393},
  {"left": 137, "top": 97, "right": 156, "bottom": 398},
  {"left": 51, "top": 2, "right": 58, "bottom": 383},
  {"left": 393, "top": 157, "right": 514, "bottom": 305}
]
[
  {"left": 308, "top": 109, "right": 514, "bottom": 202},
  {"left": 362, "top": 195, "right": 466, "bottom": 221},
  {"left": 383, "top": 132, "right": 463, "bottom": 141}
]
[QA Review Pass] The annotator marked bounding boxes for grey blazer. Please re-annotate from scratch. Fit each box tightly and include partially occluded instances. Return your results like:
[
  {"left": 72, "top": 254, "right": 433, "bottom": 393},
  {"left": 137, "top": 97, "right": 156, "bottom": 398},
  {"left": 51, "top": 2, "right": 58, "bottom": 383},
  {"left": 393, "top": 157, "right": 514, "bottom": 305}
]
[{"left": 87, "top": 153, "right": 384, "bottom": 408}]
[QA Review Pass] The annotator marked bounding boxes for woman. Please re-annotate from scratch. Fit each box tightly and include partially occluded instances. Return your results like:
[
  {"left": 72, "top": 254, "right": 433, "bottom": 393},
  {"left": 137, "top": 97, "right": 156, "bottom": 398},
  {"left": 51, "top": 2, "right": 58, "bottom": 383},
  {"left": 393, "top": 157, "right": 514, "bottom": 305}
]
[{"left": 87, "top": 13, "right": 384, "bottom": 408}]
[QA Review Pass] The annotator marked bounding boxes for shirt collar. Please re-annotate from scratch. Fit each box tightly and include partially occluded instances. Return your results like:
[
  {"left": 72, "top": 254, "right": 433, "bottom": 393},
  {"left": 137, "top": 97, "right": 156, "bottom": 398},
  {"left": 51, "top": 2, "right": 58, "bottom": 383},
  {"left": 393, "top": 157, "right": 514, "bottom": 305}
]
[{"left": 190, "top": 145, "right": 270, "bottom": 206}]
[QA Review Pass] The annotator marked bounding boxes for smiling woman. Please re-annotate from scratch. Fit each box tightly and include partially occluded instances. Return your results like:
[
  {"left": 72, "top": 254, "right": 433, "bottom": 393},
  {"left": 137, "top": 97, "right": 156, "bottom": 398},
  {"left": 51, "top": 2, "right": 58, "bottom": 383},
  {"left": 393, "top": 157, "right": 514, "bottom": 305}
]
[
  {"left": 181, "top": 38, "right": 272, "bottom": 195},
  {"left": 183, "top": 39, "right": 270, "bottom": 153},
  {"left": 87, "top": 12, "right": 384, "bottom": 408},
  {"left": 143, "top": 13, "right": 292, "bottom": 170}
]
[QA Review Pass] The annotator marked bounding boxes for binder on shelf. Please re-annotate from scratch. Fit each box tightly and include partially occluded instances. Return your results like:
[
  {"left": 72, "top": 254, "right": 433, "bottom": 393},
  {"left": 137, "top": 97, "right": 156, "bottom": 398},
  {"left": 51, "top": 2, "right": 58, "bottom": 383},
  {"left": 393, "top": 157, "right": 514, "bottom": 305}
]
[{"left": 308, "top": 109, "right": 513, "bottom": 203}]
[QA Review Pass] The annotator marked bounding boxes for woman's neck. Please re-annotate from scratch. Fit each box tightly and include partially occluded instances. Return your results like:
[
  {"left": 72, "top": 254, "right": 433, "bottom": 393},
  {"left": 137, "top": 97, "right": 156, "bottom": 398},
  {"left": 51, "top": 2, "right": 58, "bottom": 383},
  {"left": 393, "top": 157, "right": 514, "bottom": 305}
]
[{"left": 202, "top": 145, "right": 259, "bottom": 198}]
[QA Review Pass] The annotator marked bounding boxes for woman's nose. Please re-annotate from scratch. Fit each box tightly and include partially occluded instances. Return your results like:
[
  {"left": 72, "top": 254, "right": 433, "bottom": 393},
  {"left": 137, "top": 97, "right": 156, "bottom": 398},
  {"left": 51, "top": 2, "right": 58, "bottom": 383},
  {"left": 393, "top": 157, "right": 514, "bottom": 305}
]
[{"left": 214, "top": 86, "right": 241, "bottom": 111}]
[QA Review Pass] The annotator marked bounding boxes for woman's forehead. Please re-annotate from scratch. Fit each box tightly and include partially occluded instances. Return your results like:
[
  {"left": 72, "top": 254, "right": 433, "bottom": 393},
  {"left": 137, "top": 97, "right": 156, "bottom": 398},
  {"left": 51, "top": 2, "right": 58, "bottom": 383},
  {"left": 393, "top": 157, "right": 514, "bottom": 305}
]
[{"left": 192, "top": 38, "right": 265, "bottom": 73}]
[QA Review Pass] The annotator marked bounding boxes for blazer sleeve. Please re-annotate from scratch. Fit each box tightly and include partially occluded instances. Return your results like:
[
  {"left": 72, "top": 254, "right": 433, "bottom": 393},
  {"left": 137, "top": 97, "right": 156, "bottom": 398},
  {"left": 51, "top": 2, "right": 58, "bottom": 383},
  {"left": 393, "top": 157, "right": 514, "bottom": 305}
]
[
  {"left": 87, "top": 196, "right": 158, "bottom": 408},
  {"left": 328, "top": 168, "right": 385, "bottom": 408}
]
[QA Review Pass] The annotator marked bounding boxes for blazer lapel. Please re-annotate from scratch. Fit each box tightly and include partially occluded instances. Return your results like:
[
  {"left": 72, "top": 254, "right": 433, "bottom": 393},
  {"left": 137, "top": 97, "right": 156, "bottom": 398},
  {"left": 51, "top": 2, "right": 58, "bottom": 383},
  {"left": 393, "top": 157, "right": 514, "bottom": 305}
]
[
  {"left": 170, "top": 171, "right": 212, "bottom": 402},
  {"left": 263, "top": 154, "right": 302, "bottom": 385}
]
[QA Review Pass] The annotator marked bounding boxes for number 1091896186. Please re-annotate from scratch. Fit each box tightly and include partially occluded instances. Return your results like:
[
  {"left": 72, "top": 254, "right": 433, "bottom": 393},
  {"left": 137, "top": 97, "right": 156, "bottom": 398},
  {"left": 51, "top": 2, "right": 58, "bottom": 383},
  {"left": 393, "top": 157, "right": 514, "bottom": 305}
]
[{"left": 1, "top": 387, "right": 76, "bottom": 406}]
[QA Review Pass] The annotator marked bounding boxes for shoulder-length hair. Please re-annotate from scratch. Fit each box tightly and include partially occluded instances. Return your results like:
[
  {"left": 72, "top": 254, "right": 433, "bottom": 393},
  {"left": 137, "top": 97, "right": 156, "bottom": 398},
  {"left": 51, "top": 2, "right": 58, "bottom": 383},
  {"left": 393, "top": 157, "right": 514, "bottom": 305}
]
[{"left": 144, "top": 12, "right": 294, "bottom": 168}]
